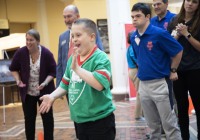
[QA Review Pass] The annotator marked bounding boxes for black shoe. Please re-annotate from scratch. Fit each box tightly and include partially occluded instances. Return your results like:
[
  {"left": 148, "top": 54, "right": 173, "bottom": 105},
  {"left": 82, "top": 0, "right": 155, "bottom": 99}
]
[
  {"left": 135, "top": 117, "right": 145, "bottom": 121},
  {"left": 145, "top": 133, "right": 150, "bottom": 139}
]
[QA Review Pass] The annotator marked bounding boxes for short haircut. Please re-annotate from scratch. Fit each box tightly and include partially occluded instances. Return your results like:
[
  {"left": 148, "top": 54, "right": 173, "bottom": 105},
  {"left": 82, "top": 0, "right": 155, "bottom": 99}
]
[
  {"left": 73, "top": 18, "right": 97, "bottom": 36},
  {"left": 26, "top": 29, "right": 40, "bottom": 42},
  {"left": 131, "top": 3, "right": 151, "bottom": 17},
  {"left": 162, "top": 0, "right": 168, "bottom": 4},
  {"left": 64, "top": 5, "right": 79, "bottom": 14},
  {"left": 72, "top": 5, "right": 79, "bottom": 14}
]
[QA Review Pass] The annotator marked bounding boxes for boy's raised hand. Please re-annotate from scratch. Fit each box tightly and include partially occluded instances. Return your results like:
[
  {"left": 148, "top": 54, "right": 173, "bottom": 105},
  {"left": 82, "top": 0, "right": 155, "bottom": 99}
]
[{"left": 71, "top": 47, "right": 79, "bottom": 71}]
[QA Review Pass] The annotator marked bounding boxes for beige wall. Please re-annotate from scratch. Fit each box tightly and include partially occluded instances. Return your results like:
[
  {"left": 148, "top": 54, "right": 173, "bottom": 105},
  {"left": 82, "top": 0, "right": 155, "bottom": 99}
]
[
  {"left": 130, "top": 0, "right": 137, "bottom": 8},
  {"left": 0, "top": 0, "right": 65, "bottom": 60},
  {"left": 0, "top": 0, "right": 180, "bottom": 62},
  {"left": 0, "top": 0, "right": 36, "bottom": 34},
  {"left": 0, "top": 0, "right": 7, "bottom": 19},
  {"left": 0, "top": 0, "right": 109, "bottom": 61},
  {"left": 74, "top": 0, "right": 107, "bottom": 22},
  {"left": 6, "top": 0, "right": 37, "bottom": 22},
  {"left": 45, "top": 0, "right": 108, "bottom": 61},
  {"left": 168, "top": 6, "right": 181, "bottom": 14},
  {"left": 9, "top": 23, "right": 33, "bottom": 33},
  {"left": 44, "top": 0, "right": 66, "bottom": 60}
]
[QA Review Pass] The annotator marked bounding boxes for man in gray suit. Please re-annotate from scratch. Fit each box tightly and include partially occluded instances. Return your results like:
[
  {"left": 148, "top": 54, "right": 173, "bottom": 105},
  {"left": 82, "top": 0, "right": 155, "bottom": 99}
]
[{"left": 56, "top": 5, "right": 104, "bottom": 88}]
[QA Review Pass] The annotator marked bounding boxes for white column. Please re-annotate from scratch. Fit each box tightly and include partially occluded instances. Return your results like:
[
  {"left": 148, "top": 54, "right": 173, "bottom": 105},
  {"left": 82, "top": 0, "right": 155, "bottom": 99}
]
[
  {"left": 106, "top": 0, "right": 132, "bottom": 95},
  {"left": 36, "top": 0, "right": 49, "bottom": 47}
]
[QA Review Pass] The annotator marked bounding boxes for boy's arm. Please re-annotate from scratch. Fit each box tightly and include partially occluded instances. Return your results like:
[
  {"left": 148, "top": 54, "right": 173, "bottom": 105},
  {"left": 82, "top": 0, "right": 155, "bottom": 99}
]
[
  {"left": 39, "top": 87, "right": 67, "bottom": 113},
  {"left": 75, "top": 67, "right": 103, "bottom": 91},
  {"left": 71, "top": 54, "right": 104, "bottom": 91},
  {"left": 50, "top": 86, "right": 67, "bottom": 99}
]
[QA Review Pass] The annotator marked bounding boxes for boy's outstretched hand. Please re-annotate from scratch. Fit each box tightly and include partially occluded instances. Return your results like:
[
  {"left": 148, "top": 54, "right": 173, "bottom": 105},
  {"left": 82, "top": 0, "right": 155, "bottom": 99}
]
[{"left": 39, "top": 95, "right": 54, "bottom": 114}]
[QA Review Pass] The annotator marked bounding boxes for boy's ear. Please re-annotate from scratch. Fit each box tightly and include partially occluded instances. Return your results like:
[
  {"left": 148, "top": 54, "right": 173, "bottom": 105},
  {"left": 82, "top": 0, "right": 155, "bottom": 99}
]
[
  {"left": 146, "top": 14, "right": 151, "bottom": 19},
  {"left": 91, "top": 33, "right": 96, "bottom": 41}
]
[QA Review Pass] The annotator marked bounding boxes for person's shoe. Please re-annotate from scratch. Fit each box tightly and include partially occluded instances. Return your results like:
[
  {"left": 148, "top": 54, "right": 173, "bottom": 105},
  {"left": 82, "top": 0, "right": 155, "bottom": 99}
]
[
  {"left": 135, "top": 117, "right": 145, "bottom": 121},
  {"left": 161, "top": 128, "right": 166, "bottom": 138},
  {"left": 161, "top": 132, "right": 166, "bottom": 137},
  {"left": 145, "top": 133, "right": 150, "bottom": 139},
  {"left": 191, "top": 109, "right": 196, "bottom": 115}
]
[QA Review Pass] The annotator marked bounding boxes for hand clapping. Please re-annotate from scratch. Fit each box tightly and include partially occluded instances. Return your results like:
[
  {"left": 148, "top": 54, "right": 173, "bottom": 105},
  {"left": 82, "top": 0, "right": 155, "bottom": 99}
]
[{"left": 176, "top": 23, "right": 189, "bottom": 37}]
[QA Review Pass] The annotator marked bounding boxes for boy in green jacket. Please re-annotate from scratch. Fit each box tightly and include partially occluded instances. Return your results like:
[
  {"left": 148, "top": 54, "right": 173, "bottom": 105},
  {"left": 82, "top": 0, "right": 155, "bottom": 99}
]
[{"left": 39, "top": 18, "right": 116, "bottom": 140}]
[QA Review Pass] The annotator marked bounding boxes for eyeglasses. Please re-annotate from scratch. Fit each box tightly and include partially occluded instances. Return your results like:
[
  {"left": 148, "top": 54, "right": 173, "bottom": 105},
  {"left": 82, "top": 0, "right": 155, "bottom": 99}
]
[{"left": 152, "top": 2, "right": 163, "bottom": 7}]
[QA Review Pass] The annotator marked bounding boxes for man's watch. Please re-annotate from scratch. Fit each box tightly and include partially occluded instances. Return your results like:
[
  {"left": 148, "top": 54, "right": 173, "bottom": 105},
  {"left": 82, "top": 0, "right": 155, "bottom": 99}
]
[
  {"left": 170, "top": 68, "right": 177, "bottom": 73},
  {"left": 186, "top": 33, "right": 191, "bottom": 39}
]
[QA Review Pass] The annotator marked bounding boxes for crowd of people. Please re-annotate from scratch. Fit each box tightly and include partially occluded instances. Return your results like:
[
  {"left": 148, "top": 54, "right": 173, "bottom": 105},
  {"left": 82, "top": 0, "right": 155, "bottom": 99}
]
[{"left": 9, "top": 0, "right": 200, "bottom": 140}]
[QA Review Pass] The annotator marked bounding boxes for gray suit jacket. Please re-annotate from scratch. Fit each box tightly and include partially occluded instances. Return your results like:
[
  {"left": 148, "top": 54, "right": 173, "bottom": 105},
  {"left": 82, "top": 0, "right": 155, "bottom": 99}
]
[
  {"left": 56, "top": 30, "right": 70, "bottom": 87},
  {"left": 56, "top": 29, "right": 104, "bottom": 87}
]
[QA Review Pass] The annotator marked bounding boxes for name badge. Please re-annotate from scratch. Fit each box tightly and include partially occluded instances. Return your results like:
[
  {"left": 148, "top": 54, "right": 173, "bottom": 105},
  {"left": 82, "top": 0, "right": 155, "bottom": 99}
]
[
  {"left": 135, "top": 36, "right": 140, "bottom": 46},
  {"left": 61, "top": 40, "right": 66, "bottom": 46}
]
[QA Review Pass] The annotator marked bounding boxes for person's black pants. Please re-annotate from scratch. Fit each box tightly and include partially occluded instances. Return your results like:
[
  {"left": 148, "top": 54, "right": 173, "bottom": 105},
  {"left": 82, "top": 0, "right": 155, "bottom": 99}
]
[
  {"left": 22, "top": 94, "right": 54, "bottom": 140},
  {"left": 173, "top": 69, "right": 200, "bottom": 140},
  {"left": 165, "top": 77, "right": 174, "bottom": 109},
  {"left": 76, "top": 113, "right": 116, "bottom": 140}
]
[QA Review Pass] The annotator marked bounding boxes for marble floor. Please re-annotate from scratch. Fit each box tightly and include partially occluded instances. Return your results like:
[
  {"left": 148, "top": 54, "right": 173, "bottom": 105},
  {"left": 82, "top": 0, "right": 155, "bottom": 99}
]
[{"left": 0, "top": 95, "right": 197, "bottom": 140}]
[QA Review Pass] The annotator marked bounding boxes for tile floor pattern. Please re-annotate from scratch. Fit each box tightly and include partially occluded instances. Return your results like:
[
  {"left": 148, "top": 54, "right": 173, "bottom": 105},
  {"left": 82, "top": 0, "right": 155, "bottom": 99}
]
[{"left": 0, "top": 97, "right": 197, "bottom": 140}]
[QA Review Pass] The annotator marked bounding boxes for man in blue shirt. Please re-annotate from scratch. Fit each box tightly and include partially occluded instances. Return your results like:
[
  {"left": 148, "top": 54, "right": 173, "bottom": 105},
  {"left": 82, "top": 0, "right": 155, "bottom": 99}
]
[
  {"left": 151, "top": 0, "right": 175, "bottom": 30},
  {"left": 151, "top": 0, "right": 177, "bottom": 120},
  {"left": 131, "top": 3, "right": 182, "bottom": 140},
  {"left": 126, "top": 32, "right": 144, "bottom": 121}
]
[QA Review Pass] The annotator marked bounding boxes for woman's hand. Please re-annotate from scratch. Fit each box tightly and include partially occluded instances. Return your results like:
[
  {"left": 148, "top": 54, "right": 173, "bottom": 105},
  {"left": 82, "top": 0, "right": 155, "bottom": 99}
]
[
  {"left": 176, "top": 23, "right": 189, "bottom": 37},
  {"left": 37, "top": 83, "right": 46, "bottom": 90},
  {"left": 16, "top": 80, "right": 26, "bottom": 87}
]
